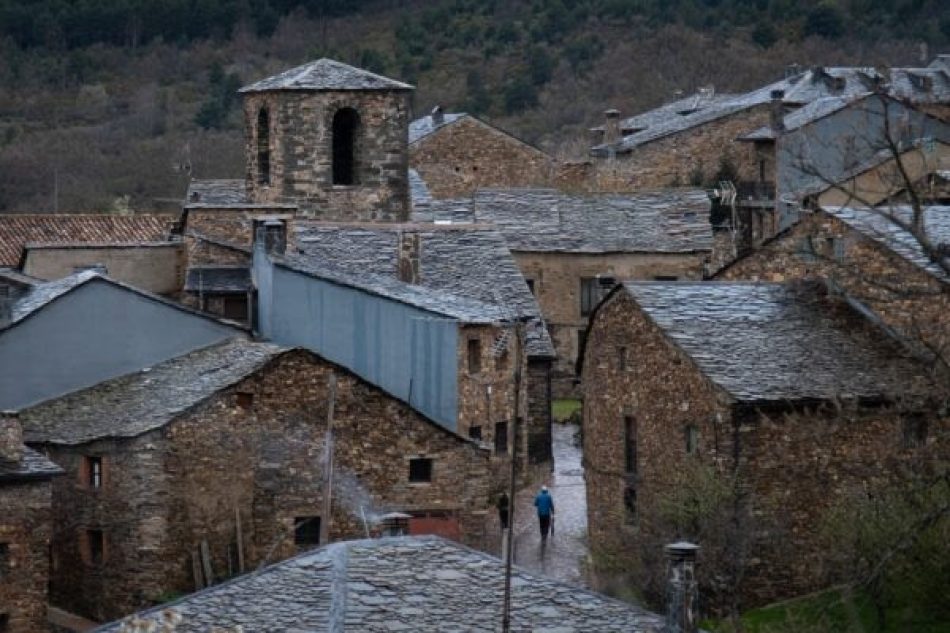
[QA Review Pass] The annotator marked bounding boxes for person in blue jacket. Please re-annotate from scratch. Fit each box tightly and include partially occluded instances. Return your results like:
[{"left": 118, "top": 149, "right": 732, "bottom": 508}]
[{"left": 534, "top": 486, "right": 555, "bottom": 541}]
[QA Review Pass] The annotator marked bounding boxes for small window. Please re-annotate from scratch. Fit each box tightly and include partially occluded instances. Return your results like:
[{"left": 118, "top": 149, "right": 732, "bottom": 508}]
[
  {"left": 294, "top": 516, "right": 321, "bottom": 546},
  {"left": 86, "top": 456, "right": 103, "bottom": 489},
  {"left": 236, "top": 392, "right": 254, "bottom": 410},
  {"left": 618, "top": 347, "right": 627, "bottom": 371},
  {"left": 580, "top": 277, "right": 599, "bottom": 316},
  {"left": 469, "top": 426, "right": 483, "bottom": 441},
  {"left": 0, "top": 613, "right": 8, "bottom": 632},
  {"left": 901, "top": 415, "right": 928, "bottom": 449},
  {"left": 494, "top": 421, "right": 508, "bottom": 455},
  {"left": 826, "top": 237, "right": 846, "bottom": 262},
  {"left": 685, "top": 425, "right": 699, "bottom": 455},
  {"left": 409, "top": 457, "right": 433, "bottom": 483},
  {"left": 257, "top": 107, "right": 271, "bottom": 185},
  {"left": 85, "top": 529, "right": 105, "bottom": 566},
  {"left": 623, "top": 484, "right": 637, "bottom": 526},
  {"left": 467, "top": 339, "right": 482, "bottom": 374},
  {"left": 624, "top": 416, "right": 637, "bottom": 475},
  {"left": 525, "top": 278, "right": 536, "bottom": 295},
  {"left": 653, "top": 275, "right": 679, "bottom": 281},
  {"left": 223, "top": 295, "right": 248, "bottom": 321},
  {"left": 0, "top": 543, "right": 8, "bottom": 576}
]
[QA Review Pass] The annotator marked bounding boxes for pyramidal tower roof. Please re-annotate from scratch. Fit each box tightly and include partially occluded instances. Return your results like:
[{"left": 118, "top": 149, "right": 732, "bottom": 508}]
[{"left": 240, "top": 58, "right": 414, "bottom": 93}]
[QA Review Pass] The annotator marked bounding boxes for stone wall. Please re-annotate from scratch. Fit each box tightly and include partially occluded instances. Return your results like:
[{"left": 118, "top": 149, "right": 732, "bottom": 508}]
[
  {"left": 243, "top": 91, "right": 411, "bottom": 221},
  {"left": 583, "top": 288, "right": 949, "bottom": 609},
  {"left": 716, "top": 211, "right": 950, "bottom": 366},
  {"left": 0, "top": 479, "right": 54, "bottom": 633},
  {"left": 184, "top": 208, "right": 295, "bottom": 250},
  {"left": 40, "top": 350, "right": 491, "bottom": 622},
  {"left": 22, "top": 244, "right": 184, "bottom": 296},
  {"left": 45, "top": 432, "right": 175, "bottom": 622},
  {"left": 513, "top": 251, "right": 708, "bottom": 397},
  {"left": 584, "top": 106, "right": 771, "bottom": 192},
  {"left": 582, "top": 290, "right": 728, "bottom": 597},
  {"left": 409, "top": 117, "right": 554, "bottom": 199}
]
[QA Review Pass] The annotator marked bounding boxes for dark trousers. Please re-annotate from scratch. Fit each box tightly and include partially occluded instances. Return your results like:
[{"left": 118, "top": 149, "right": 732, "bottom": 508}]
[{"left": 539, "top": 514, "right": 551, "bottom": 538}]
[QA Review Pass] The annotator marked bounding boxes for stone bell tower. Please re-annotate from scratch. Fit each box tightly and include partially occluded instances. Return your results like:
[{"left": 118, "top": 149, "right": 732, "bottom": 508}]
[{"left": 240, "top": 58, "right": 414, "bottom": 221}]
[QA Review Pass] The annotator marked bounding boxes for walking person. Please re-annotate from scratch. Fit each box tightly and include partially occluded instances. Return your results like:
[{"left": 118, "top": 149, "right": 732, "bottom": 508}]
[
  {"left": 534, "top": 485, "right": 555, "bottom": 542},
  {"left": 497, "top": 492, "right": 510, "bottom": 531}
]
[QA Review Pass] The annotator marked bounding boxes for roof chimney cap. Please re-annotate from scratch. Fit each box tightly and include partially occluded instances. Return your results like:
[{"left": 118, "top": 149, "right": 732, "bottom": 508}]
[
  {"left": 431, "top": 105, "right": 444, "bottom": 125},
  {"left": 604, "top": 109, "right": 621, "bottom": 118}
]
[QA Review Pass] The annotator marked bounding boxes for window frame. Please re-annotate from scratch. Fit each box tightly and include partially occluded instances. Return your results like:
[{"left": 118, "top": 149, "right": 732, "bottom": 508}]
[
  {"left": 467, "top": 338, "right": 482, "bottom": 375},
  {"left": 623, "top": 416, "right": 637, "bottom": 475}
]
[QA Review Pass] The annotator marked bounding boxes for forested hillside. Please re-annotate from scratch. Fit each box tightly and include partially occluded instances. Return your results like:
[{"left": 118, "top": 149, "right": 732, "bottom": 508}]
[{"left": 0, "top": 0, "right": 945, "bottom": 212}]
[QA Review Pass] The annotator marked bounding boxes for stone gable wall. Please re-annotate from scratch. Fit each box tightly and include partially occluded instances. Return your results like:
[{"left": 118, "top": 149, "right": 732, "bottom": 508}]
[
  {"left": 184, "top": 208, "right": 295, "bottom": 251},
  {"left": 582, "top": 290, "right": 729, "bottom": 589},
  {"left": 409, "top": 117, "right": 554, "bottom": 198},
  {"left": 243, "top": 91, "right": 410, "bottom": 221},
  {"left": 584, "top": 106, "right": 771, "bottom": 192},
  {"left": 514, "top": 251, "right": 707, "bottom": 397},
  {"left": 45, "top": 432, "right": 175, "bottom": 622},
  {"left": 0, "top": 480, "right": 54, "bottom": 633},
  {"left": 40, "top": 350, "right": 491, "bottom": 622},
  {"left": 716, "top": 212, "right": 950, "bottom": 365}
]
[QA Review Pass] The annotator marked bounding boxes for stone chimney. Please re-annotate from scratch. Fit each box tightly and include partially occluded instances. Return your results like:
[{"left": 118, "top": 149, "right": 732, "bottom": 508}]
[
  {"left": 603, "top": 109, "right": 622, "bottom": 146},
  {"left": 0, "top": 412, "right": 24, "bottom": 463},
  {"left": 770, "top": 89, "right": 785, "bottom": 134},
  {"left": 254, "top": 219, "right": 287, "bottom": 255},
  {"left": 431, "top": 105, "right": 444, "bottom": 126},
  {"left": 665, "top": 541, "right": 700, "bottom": 633},
  {"left": 397, "top": 232, "right": 421, "bottom": 284}
]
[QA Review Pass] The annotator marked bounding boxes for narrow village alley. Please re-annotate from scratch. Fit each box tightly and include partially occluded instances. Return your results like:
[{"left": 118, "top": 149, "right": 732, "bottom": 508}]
[{"left": 512, "top": 422, "right": 590, "bottom": 587}]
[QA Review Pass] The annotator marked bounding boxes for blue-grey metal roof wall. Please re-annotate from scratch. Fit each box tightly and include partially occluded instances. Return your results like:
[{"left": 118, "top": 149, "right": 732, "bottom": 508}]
[{"left": 254, "top": 254, "right": 459, "bottom": 430}]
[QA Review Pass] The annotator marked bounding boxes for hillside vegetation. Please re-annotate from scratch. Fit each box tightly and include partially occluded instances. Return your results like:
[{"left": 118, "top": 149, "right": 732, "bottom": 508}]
[{"left": 0, "top": 0, "right": 945, "bottom": 212}]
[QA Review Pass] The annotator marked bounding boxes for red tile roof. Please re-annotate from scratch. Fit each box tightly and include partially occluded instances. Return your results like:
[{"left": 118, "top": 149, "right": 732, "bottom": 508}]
[{"left": 0, "top": 214, "right": 174, "bottom": 266}]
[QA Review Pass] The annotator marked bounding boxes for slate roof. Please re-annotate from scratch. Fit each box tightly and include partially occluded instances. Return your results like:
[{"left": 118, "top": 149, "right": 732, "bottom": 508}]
[
  {"left": 620, "top": 281, "right": 933, "bottom": 403},
  {"left": 592, "top": 90, "right": 739, "bottom": 134},
  {"left": 888, "top": 67, "right": 950, "bottom": 104},
  {"left": 0, "top": 445, "right": 63, "bottom": 483},
  {"left": 0, "top": 268, "right": 40, "bottom": 288},
  {"left": 823, "top": 205, "right": 950, "bottom": 283},
  {"left": 240, "top": 58, "right": 413, "bottom": 93},
  {"left": 0, "top": 214, "right": 173, "bottom": 266},
  {"left": 5, "top": 270, "right": 100, "bottom": 326},
  {"left": 286, "top": 222, "right": 555, "bottom": 356},
  {"left": 19, "top": 338, "right": 284, "bottom": 445},
  {"left": 185, "top": 179, "right": 248, "bottom": 205},
  {"left": 184, "top": 266, "right": 252, "bottom": 293},
  {"left": 415, "top": 188, "right": 713, "bottom": 254},
  {"left": 95, "top": 536, "right": 664, "bottom": 633},
  {"left": 409, "top": 112, "right": 467, "bottom": 144}
]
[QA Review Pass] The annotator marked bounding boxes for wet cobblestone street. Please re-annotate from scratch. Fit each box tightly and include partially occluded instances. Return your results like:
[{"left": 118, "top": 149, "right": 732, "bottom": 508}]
[{"left": 512, "top": 422, "right": 590, "bottom": 586}]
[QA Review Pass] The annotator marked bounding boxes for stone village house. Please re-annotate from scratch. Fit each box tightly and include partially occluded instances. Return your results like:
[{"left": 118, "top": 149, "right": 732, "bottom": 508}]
[
  {"left": 253, "top": 221, "right": 556, "bottom": 481},
  {"left": 415, "top": 188, "right": 713, "bottom": 397},
  {"left": 14, "top": 337, "right": 491, "bottom": 622},
  {"left": 0, "top": 416, "right": 62, "bottom": 633},
  {"left": 408, "top": 108, "right": 555, "bottom": 198},
  {"left": 580, "top": 281, "right": 946, "bottom": 608},
  {"left": 585, "top": 61, "right": 949, "bottom": 194},
  {"left": 716, "top": 204, "right": 950, "bottom": 370}
]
